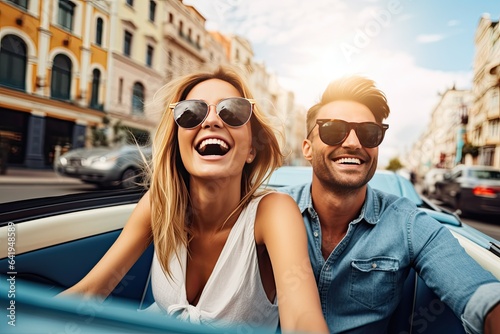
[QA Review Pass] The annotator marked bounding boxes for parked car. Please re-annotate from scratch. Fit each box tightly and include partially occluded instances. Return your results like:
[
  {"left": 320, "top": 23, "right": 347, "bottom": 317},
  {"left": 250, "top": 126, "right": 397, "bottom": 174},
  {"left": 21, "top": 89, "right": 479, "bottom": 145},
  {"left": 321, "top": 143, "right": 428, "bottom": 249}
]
[
  {"left": 434, "top": 164, "right": 500, "bottom": 216},
  {"left": 421, "top": 168, "right": 449, "bottom": 198},
  {"left": 0, "top": 167, "right": 499, "bottom": 333},
  {"left": 55, "top": 144, "right": 152, "bottom": 189}
]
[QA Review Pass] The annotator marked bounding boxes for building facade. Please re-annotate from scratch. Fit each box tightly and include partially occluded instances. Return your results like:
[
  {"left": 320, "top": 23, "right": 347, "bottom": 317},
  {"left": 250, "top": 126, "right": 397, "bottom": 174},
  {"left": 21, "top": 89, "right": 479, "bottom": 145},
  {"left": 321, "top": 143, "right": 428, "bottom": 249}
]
[
  {"left": 105, "top": 0, "right": 166, "bottom": 144},
  {"left": 408, "top": 87, "right": 472, "bottom": 176},
  {"left": 408, "top": 13, "right": 500, "bottom": 174},
  {"left": 471, "top": 14, "right": 500, "bottom": 168},
  {"left": 0, "top": 0, "right": 299, "bottom": 170},
  {"left": 0, "top": 0, "right": 110, "bottom": 168}
]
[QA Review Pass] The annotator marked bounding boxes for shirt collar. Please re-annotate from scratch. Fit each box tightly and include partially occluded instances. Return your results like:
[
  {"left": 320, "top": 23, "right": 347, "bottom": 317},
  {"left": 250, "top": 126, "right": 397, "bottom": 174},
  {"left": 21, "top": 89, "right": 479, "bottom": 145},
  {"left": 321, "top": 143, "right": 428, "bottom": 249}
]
[{"left": 293, "top": 182, "right": 380, "bottom": 225}]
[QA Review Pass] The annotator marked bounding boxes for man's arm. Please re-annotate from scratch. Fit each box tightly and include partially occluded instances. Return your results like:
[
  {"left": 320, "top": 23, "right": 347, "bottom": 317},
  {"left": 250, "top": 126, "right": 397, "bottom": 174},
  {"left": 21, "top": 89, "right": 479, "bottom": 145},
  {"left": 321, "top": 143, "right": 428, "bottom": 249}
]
[{"left": 409, "top": 210, "right": 500, "bottom": 334}]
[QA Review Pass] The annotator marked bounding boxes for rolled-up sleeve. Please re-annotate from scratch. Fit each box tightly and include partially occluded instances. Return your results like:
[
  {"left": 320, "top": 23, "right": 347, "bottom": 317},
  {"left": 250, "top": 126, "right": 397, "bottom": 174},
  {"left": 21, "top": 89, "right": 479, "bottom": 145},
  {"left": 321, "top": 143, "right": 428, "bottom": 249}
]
[{"left": 462, "top": 283, "right": 500, "bottom": 334}]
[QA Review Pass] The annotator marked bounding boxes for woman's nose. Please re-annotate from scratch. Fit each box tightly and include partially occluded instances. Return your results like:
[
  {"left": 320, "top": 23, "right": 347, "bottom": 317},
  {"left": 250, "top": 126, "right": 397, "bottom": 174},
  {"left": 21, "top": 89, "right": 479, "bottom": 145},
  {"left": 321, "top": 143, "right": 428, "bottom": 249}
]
[{"left": 201, "top": 104, "right": 223, "bottom": 128}]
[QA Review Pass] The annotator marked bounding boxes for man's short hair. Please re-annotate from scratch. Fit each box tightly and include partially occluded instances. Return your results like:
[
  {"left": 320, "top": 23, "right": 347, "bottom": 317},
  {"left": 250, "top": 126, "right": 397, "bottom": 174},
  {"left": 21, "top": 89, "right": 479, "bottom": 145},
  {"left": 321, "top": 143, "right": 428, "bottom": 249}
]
[{"left": 306, "top": 76, "right": 390, "bottom": 137}]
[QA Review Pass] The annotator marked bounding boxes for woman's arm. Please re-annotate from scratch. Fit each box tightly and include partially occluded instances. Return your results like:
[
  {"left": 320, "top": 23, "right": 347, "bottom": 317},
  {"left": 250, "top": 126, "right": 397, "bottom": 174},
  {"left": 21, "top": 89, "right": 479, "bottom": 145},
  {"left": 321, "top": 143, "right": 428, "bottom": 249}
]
[
  {"left": 255, "top": 192, "right": 329, "bottom": 334},
  {"left": 60, "top": 191, "right": 153, "bottom": 298},
  {"left": 485, "top": 303, "right": 500, "bottom": 334}
]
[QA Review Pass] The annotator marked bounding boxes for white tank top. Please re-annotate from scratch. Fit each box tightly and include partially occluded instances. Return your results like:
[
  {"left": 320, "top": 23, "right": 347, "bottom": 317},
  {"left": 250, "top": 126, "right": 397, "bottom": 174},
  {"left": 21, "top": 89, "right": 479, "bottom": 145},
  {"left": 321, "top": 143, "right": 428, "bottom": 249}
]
[{"left": 148, "top": 194, "right": 279, "bottom": 330}]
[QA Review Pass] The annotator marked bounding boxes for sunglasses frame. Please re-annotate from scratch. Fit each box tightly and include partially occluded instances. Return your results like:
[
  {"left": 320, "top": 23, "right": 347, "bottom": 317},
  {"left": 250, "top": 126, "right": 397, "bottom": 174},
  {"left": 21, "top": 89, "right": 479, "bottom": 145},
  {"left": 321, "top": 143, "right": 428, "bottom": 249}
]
[
  {"left": 310, "top": 119, "right": 389, "bottom": 148},
  {"left": 169, "top": 97, "right": 256, "bottom": 129}
]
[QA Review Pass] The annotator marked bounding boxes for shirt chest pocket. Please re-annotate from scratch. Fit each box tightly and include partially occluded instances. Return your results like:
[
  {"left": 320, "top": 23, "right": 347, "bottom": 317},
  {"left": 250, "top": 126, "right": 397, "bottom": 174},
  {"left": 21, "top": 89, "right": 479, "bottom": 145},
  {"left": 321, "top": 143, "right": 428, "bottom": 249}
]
[{"left": 349, "top": 257, "right": 399, "bottom": 309}]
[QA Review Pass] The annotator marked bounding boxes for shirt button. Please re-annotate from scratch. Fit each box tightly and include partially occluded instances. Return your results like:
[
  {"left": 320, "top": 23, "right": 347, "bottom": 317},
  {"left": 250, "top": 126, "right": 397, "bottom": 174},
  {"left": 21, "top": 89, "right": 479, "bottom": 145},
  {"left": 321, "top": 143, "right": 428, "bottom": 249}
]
[
  {"left": 372, "top": 263, "right": 377, "bottom": 269},
  {"left": 313, "top": 231, "right": 319, "bottom": 237}
]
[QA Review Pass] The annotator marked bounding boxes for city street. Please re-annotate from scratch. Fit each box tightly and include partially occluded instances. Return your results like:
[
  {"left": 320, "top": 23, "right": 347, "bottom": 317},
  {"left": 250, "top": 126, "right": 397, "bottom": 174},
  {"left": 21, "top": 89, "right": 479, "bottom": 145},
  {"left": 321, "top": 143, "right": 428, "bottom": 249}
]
[
  {"left": 463, "top": 217, "right": 500, "bottom": 242},
  {"left": 415, "top": 182, "right": 500, "bottom": 241},
  {"left": 428, "top": 199, "right": 500, "bottom": 241},
  {"left": 0, "top": 183, "right": 98, "bottom": 203}
]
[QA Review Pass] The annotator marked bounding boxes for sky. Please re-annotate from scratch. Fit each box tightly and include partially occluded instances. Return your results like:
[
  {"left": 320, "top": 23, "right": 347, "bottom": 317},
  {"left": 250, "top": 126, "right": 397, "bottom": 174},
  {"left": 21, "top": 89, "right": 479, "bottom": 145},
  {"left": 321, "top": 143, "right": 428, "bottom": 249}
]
[{"left": 185, "top": 0, "right": 499, "bottom": 167}]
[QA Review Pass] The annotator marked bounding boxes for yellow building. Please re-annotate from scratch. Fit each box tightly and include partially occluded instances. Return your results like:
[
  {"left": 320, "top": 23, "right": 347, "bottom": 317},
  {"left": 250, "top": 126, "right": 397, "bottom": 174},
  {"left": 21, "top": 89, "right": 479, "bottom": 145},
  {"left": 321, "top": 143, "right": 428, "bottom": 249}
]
[{"left": 0, "top": 0, "right": 110, "bottom": 168}]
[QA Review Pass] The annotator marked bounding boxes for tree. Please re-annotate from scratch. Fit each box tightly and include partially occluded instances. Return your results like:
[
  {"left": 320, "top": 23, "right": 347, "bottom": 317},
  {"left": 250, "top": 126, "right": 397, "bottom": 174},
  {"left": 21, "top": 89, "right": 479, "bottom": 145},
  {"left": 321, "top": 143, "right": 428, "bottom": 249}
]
[
  {"left": 386, "top": 157, "right": 404, "bottom": 171},
  {"left": 462, "top": 143, "right": 479, "bottom": 158},
  {"left": 90, "top": 126, "right": 109, "bottom": 147}
]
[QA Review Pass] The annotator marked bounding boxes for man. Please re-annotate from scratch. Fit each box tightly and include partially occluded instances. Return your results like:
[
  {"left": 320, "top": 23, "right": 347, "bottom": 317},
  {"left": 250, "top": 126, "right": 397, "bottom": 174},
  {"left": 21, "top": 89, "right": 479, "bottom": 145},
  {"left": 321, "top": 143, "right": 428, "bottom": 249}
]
[{"left": 279, "top": 76, "right": 500, "bottom": 333}]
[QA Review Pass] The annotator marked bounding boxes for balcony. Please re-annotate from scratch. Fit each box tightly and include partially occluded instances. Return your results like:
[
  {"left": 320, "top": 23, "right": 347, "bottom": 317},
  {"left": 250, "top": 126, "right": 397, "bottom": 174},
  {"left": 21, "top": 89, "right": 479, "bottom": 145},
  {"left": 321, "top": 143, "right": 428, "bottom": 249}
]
[{"left": 163, "top": 23, "right": 204, "bottom": 61}]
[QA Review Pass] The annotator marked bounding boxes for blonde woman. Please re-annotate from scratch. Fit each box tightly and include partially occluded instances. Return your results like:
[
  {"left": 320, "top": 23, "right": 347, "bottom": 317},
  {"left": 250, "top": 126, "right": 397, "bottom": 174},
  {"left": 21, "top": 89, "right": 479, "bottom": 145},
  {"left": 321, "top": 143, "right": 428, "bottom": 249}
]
[{"left": 62, "top": 66, "right": 328, "bottom": 333}]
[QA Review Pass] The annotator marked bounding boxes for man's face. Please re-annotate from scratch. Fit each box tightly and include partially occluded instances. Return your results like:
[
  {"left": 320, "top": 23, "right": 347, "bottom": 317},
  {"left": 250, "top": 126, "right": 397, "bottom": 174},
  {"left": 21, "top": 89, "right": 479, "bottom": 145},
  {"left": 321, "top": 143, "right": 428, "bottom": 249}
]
[{"left": 304, "top": 100, "right": 379, "bottom": 193}]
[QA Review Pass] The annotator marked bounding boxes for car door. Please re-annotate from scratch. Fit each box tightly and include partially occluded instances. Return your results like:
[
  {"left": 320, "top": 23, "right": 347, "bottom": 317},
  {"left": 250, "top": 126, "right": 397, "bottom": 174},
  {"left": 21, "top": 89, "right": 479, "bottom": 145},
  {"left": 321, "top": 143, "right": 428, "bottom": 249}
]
[
  {"left": 445, "top": 169, "right": 463, "bottom": 208},
  {"left": 0, "top": 189, "right": 153, "bottom": 305},
  {"left": 439, "top": 169, "right": 461, "bottom": 206}
]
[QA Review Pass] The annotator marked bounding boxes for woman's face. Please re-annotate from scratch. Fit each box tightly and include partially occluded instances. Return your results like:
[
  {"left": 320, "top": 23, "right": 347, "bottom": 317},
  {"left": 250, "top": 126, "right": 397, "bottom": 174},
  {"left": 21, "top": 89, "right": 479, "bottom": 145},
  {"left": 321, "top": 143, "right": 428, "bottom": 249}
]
[{"left": 177, "top": 79, "right": 255, "bottom": 182}]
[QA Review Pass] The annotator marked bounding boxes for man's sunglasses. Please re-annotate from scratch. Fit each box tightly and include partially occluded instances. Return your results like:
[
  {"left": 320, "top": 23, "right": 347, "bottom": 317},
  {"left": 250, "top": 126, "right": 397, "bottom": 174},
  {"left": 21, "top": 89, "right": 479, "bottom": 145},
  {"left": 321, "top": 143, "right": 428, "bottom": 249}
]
[
  {"left": 309, "top": 119, "right": 389, "bottom": 148},
  {"left": 169, "top": 97, "right": 255, "bottom": 129}
]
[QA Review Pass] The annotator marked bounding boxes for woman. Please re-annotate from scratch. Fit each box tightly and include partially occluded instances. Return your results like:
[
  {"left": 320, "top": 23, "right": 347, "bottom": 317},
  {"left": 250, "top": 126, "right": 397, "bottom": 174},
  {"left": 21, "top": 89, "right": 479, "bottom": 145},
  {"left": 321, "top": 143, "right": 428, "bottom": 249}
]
[{"left": 62, "top": 66, "right": 328, "bottom": 333}]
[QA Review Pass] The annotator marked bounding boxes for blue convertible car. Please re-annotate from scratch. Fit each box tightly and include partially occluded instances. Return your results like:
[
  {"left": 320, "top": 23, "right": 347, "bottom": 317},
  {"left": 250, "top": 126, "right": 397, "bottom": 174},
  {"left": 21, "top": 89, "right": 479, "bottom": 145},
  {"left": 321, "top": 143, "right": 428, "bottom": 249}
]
[{"left": 0, "top": 166, "right": 499, "bottom": 333}]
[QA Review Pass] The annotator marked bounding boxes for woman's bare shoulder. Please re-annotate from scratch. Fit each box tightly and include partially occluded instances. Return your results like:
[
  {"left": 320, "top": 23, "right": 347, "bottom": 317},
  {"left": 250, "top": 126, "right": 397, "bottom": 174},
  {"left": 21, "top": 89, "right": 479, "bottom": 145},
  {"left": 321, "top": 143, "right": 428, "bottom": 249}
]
[{"left": 257, "top": 191, "right": 297, "bottom": 211}]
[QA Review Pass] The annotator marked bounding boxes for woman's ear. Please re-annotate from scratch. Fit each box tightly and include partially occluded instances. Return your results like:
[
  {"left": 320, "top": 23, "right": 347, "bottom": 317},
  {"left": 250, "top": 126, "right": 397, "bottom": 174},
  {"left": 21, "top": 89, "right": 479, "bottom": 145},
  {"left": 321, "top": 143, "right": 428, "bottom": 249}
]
[
  {"left": 246, "top": 147, "right": 256, "bottom": 163},
  {"left": 302, "top": 139, "right": 313, "bottom": 162}
]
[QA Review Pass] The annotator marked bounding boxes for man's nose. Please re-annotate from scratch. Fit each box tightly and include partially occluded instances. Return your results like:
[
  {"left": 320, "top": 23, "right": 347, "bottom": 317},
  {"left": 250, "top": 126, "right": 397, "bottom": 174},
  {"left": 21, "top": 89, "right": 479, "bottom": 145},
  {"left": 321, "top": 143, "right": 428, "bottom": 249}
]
[{"left": 341, "top": 129, "right": 362, "bottom": 147}]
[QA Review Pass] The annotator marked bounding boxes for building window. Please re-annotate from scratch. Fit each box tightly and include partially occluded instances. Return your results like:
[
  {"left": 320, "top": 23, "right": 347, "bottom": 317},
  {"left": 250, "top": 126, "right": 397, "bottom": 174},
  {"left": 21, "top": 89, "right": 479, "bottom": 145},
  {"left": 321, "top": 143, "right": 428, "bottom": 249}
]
[
  {"left": 0, "top": 35, "right": 27, "bottom": 90},
  {"left": 491, "top": 89, "right": 499, "bottom": 111},
  {"left": 95, "top": 18, "right": 103, "bottom": 46},
  {"left": 149, "top": 1, "right": 156, "bottom": 22},
  {"left": 124, "top": 31, "right": 132, "bottom": 57},
  {"left": 7, "top": 0, "right": 29, "bottom": 10},
  {"left": 58, "top": 0, "right": 76, "bottom": 31},
  {"left": 118, "top": 77, "right": 123, "bottom": 104},
  {"left": 179, "top": 21, "right": 183, "bottom": 36},
  {"left": 126, "top": 0, "right": 133, "bottom": 6},
  {"left": 168, "top": 51, "right": 173, "bottom": 66},
  {"left": 51, "top": 54, "right": 72, "bottom": 100},
  {"left": 489, "top": 118, "right": 500, "bottom": 140},
  {"left": 169, "top": 13, "right": 174, "bottom": 23},
  {"left": 146, "top": 45, "right": 154, "bottom": 67},
  {"left": 90, "top": 69, "right": 101, "bottom": 109},
  {"left": 178, "top": 56, "right": 184, "bottom": 72},
  {"left": 132, "top": 82, "right": 144, "bottom": 114},
  {"left": 481, "top": 146, "right": 495, "bottom": 166}
]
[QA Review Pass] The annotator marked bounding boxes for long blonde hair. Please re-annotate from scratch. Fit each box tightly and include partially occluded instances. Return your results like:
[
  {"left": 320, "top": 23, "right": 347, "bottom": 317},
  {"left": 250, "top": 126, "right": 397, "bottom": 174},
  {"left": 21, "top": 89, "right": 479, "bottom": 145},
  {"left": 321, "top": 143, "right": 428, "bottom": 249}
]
[{"left": 149, "top": 65, "right": 283, "bottom": 276}]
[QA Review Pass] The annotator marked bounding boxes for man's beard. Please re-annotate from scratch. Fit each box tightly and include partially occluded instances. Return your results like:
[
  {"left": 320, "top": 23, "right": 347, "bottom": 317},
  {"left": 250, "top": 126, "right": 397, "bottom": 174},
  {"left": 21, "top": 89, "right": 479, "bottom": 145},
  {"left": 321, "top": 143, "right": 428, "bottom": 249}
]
[{"left": 311, "top": 151, "right": 377, "bottom": 196}]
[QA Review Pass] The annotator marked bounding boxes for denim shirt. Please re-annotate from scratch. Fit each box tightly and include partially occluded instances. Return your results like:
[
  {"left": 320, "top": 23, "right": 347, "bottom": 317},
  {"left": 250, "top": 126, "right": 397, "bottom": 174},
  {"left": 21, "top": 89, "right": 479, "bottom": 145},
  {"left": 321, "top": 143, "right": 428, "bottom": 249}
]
[{"left": 279, "top": 183, "right": 500, "bottom": 333}]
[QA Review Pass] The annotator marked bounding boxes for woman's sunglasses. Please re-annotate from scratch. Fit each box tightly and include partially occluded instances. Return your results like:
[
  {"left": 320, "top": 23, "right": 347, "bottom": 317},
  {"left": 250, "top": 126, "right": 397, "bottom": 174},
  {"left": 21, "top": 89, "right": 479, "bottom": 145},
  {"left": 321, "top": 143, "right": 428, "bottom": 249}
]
[
  {"left": 169, "top": 97, "right": 255, "bottom": 129},
  {"left": 309, "top": 119, "right": 389, "bottom": 148}
]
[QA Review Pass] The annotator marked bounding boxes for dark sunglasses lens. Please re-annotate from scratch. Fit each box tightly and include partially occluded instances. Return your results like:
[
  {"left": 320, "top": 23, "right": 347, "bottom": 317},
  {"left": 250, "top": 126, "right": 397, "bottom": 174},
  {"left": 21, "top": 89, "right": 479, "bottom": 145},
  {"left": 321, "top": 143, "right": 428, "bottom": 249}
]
[
  {"left": 319, "top": 121, "right": 349, "bottom": 145},
  {"left": 217, "top": 98, "right": 252, "bottom": 127},
  {"left": 174, "top": 101, "right": 208, "bottom": 128},
  {"left": 357, "top": 124, "right": 383, "bottom": 148}
]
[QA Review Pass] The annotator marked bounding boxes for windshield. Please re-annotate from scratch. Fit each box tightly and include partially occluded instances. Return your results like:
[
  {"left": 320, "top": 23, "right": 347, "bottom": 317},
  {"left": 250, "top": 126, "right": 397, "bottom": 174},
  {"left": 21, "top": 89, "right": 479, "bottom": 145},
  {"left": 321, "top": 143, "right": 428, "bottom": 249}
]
[{"left": 471, "top": 170, "right": 500, "bottom": 180}]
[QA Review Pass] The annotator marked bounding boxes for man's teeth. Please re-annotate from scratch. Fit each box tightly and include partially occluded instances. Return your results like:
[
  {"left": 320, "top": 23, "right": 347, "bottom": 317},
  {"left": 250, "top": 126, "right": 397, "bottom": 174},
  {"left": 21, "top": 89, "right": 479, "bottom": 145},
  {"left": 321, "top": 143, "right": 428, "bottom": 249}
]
[
  {"left": 198, "top": 138, "right": 229, "bottom": 152},
  {"left": 336, "top": 157, "right": 361, "bottom": 164}
]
